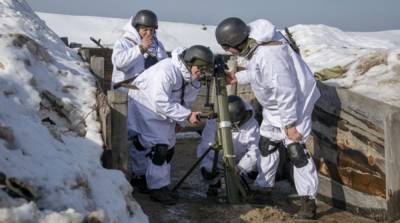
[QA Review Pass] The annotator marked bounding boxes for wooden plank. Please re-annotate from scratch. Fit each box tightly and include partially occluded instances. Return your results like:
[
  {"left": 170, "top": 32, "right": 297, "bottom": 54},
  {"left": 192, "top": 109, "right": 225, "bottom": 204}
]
[
  {"left": 80, "top": 48, "right": 113, "bottom": 91},
  {"left": 317, "top": 158, "right": 386, "bottom": 198},
  {"left": 313, "top": 135, "right": 386, "bottom": 198},
  {"left": 316, "top": 81, "right": 394, "bottom": 130},
  {"left": 107, "top": 91, "right": 129, "bottom": 175},
  {"left": 314, "top": 105, "right": 384, "bottom": 143},
  {"left": 80, "top": 47, "right": 113, "bottom": 58},
  {"left": 318, "top": 174, "right": 387, "bottom": 221},
  {"left": 96, "top": 89, "right": 110, "bottom": 149},
  {"left": 385, "top": 111, "right": 400, "bottom": 221},
  {"left": 90, "top": 56, "right": 104, "bottom": 79},
  {"left": 311, "top": 81, "right": 400, "bottom": 221},
  {"left": 78, "top": 49, "right": 90, "bottom": 62},
  {"left": 89, "top": 56, "right": 112, "bottom": 92},
  {"left": 312, "top": 106, "right": 385, "bottom": 168}
]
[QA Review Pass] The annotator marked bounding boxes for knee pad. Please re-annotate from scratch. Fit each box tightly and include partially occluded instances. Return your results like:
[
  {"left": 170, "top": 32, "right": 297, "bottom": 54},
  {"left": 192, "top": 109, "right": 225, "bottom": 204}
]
[
  {"left": 246, "top": 170, "right": 258, "bottom": 181},
  {"left": 259, "top": 136, "right": 279, "bottom": 157},
  {"left": 150, "top": 144, "right": 169, "bottom": 166},
  {"left": 287, "top": 143, "right": 309, "bottom": 168}
]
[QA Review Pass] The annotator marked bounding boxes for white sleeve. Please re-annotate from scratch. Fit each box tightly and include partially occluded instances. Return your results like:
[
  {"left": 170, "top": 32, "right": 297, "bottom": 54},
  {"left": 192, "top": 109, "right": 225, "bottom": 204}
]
[
  {"left": 153, "top": 72, "right": 191, "bottom": 122},
  {"left": 267, "top": 51, "right": 298, "bottom": 127},
  {"left": 112, "top": 38, "right": 143, "bottom": 71},
  {"left": 237, "top": 123, "right": 260, "bottom": 173},
  {"left": 235, "top": 70, "right": 250, "bottom": 85},
  {"left": 157, "top": 41, "right": 168, "bottom": 60},
  {"left": 176, "top": 120, "right": 189, "bottom": 128}
]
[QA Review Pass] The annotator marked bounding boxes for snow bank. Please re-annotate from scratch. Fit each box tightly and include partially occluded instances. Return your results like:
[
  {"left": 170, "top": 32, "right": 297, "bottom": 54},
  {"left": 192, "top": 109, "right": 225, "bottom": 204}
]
[
  {"left": 37, "top": 12, "right": 400, "bottom": 107},
  {"left": 37, "top": 12, "right": 224, "bottom": 54},
  {"left": 0, "top": 0, "right": 147, "bottom": 222},
  {"left": 291, "top": 24, "right": 400, "bottom": 107}
]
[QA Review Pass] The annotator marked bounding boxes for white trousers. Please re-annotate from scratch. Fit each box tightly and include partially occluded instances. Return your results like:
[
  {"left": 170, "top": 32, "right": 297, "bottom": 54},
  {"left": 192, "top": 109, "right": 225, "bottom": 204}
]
[
  {"left": 130, "top": 143, "right": 173, "bottom": 189},
  {"left": 127, "top": 96, "right": 175, "bottom": 190},
  {"left": 145, "top": 152, "right": 172, "bottom": 190},
  {"left": 129, "top": 143, "right": 149, "bottom": 176},
  {"left": 256, "top": 115, "right": 318, "bottom": 197}
]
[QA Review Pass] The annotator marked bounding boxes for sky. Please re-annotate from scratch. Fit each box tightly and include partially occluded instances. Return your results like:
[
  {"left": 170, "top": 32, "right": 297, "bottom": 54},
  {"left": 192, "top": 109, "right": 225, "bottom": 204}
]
[{"left": 26, "top": 0, "right": 400, "bottom": 32}]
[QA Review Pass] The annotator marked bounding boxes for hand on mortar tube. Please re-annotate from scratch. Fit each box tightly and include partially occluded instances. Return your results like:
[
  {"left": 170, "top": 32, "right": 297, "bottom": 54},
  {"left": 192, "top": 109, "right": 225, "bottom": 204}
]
[
  {"left": 188, "top": 111, "right": 201, "bottom": 125},
  {"left": 225, "top": 71, "right": 237, "bottom": 85}
]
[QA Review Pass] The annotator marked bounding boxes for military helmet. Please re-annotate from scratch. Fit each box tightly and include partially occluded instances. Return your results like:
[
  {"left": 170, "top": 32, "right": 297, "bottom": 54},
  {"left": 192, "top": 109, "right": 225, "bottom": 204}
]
[
  {"left": 183, "top": 45, "right": 214, "bottom": 67},
  {"left": 215, "top": 17, "right": 249, "bottom": 49},
  {"left": 228, "top": 95, "right": 247, "bottom": 124},
  {"left": 132, "top": 10, "right": 158, "bottom": 29}
]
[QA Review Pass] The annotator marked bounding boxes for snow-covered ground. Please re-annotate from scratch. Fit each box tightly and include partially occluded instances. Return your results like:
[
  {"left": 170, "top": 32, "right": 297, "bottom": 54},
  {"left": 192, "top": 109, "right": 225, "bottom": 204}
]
[
  {"left": 37, "top": 12, "right": 400, "bottom": 108},
  {"left": 0, "top": 1, "right": 147, "bottom": 222},
  {"left": 1, "top": 0, "right": 399, "bottom": 222}
]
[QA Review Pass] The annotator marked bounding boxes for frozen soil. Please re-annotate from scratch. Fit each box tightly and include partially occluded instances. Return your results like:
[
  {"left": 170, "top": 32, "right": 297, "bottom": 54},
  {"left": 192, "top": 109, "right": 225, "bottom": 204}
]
[{"left": 132, "top": 138, "right": 377, "bottom": 223}]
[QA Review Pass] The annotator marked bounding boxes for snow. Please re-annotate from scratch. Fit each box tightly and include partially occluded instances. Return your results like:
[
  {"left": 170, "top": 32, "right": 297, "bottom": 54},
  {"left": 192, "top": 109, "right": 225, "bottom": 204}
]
[
  {"left": 1, "top": 1, "right": 399, "bottom": 221},
  {"left": 0, "top": 0, "right": 147, "bottom": 222},
  {"left": 291, "top": 24, "right": 400, "bottom": 107},
  {"left": 37, "top": 13, "right": 400, "bottom": 107},
  {"left": 36, "top": 12, "right": 224, "bottom": 54}
]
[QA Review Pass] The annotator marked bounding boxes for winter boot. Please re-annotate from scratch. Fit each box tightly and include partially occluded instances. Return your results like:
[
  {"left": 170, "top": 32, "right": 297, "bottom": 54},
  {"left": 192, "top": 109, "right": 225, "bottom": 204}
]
[
  {"left": 149, "top": 186, "right": 177, "bottom": 205},
  {"left": 130, "top": 175, "right": 149, "bottom": 194},
  {"left": 250, "top": 187, "right": 273, "bottom": 205},
  {"left": 206, "top": 180, "right": 221, "bottom": 197},
  {"left": 296, "top": 196, "right": 317, "bottom": 220}
]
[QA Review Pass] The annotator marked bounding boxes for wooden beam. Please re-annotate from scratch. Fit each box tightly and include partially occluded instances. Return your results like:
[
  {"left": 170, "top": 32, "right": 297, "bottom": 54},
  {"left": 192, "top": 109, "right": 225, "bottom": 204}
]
[
  {"left": 310, "top": 81, "right": 400, "bottom": 221},
  {"left": 90, "top": 56, "right": 104, "bottom": 79},
  {"left": 312, "top": 106, "right": 385, "bottom": 170},
  {"left": 315, "top": 149, "right": 386, "bottom": 197},
  {"left": 318, "top": 174, "right": 387, "bottom": 221},
  {"left": 107, "top": 91, "right": 129, "bottom": 175},
  {"left": 316, "top": 81, "right": 393, "bottom": 130},
  {"left": 385, "top": 111, "right": 400, "bottom": 221},
  {"left": 78, "top": 48, "right": 90, "bottom": 62}
]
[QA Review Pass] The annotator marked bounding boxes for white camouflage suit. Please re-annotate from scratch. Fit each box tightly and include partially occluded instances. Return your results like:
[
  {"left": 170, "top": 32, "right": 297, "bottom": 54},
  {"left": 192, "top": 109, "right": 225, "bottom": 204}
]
[
  {"left": 197, "top": 104, "right": 260, "bottom": 183},
  {"left": 235, "top": 19, "right": 321, "bottom": 197},
  {"left": 111, "top": 17, "right": 167, "bottom": 87},
  {"left": 111, "top": 17, "right": 167, "bottom": 178},
  {"left": 128, "top": 47, "right": 201, "bottom": 189}
]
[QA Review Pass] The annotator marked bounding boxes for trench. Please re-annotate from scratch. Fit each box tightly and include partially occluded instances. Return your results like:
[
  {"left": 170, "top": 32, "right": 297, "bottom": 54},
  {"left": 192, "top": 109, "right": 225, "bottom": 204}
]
[
  {"left": 78, "top": 46, "right": 380, "bottom": 222},
  {"left": 132, "top": 137, "right": 376, "bottom": 223}
]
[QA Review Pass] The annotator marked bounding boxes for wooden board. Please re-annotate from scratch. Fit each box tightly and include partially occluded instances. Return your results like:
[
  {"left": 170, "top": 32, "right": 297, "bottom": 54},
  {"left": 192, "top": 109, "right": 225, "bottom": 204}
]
[
  {"left": 318, "top": 174, "right": 387, "bottom": 221},
  {"left": 107, "top": 91, "right": 129, "bottom": 175},
  {"left": 385, "top": 111, "right": 400, "bottom": 221}
]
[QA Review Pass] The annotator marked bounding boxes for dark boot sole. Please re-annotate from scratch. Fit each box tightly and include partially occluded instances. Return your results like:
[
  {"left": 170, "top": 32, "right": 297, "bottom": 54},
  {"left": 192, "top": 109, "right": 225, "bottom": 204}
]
[{"left": 149, "top": 195, "right": 177, "bottom": 205}]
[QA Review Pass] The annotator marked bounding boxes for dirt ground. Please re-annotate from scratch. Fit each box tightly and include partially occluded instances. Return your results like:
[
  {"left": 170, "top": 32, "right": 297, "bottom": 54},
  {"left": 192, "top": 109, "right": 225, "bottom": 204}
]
[{"left": 132, "top": 138, "right": 378, "bottom": 223}]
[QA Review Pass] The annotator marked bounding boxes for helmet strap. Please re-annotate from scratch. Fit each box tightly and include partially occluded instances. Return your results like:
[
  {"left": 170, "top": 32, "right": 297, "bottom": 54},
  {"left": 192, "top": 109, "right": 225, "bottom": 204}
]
[
  {"left": 179, "top": 52, "right": 190, "bottom": 69},
  {"left": 238, "top": 38, "right": 258, "bottom": 59},
  {"left": 179, "top": 53, "right": 195, "bottom": 81}
]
